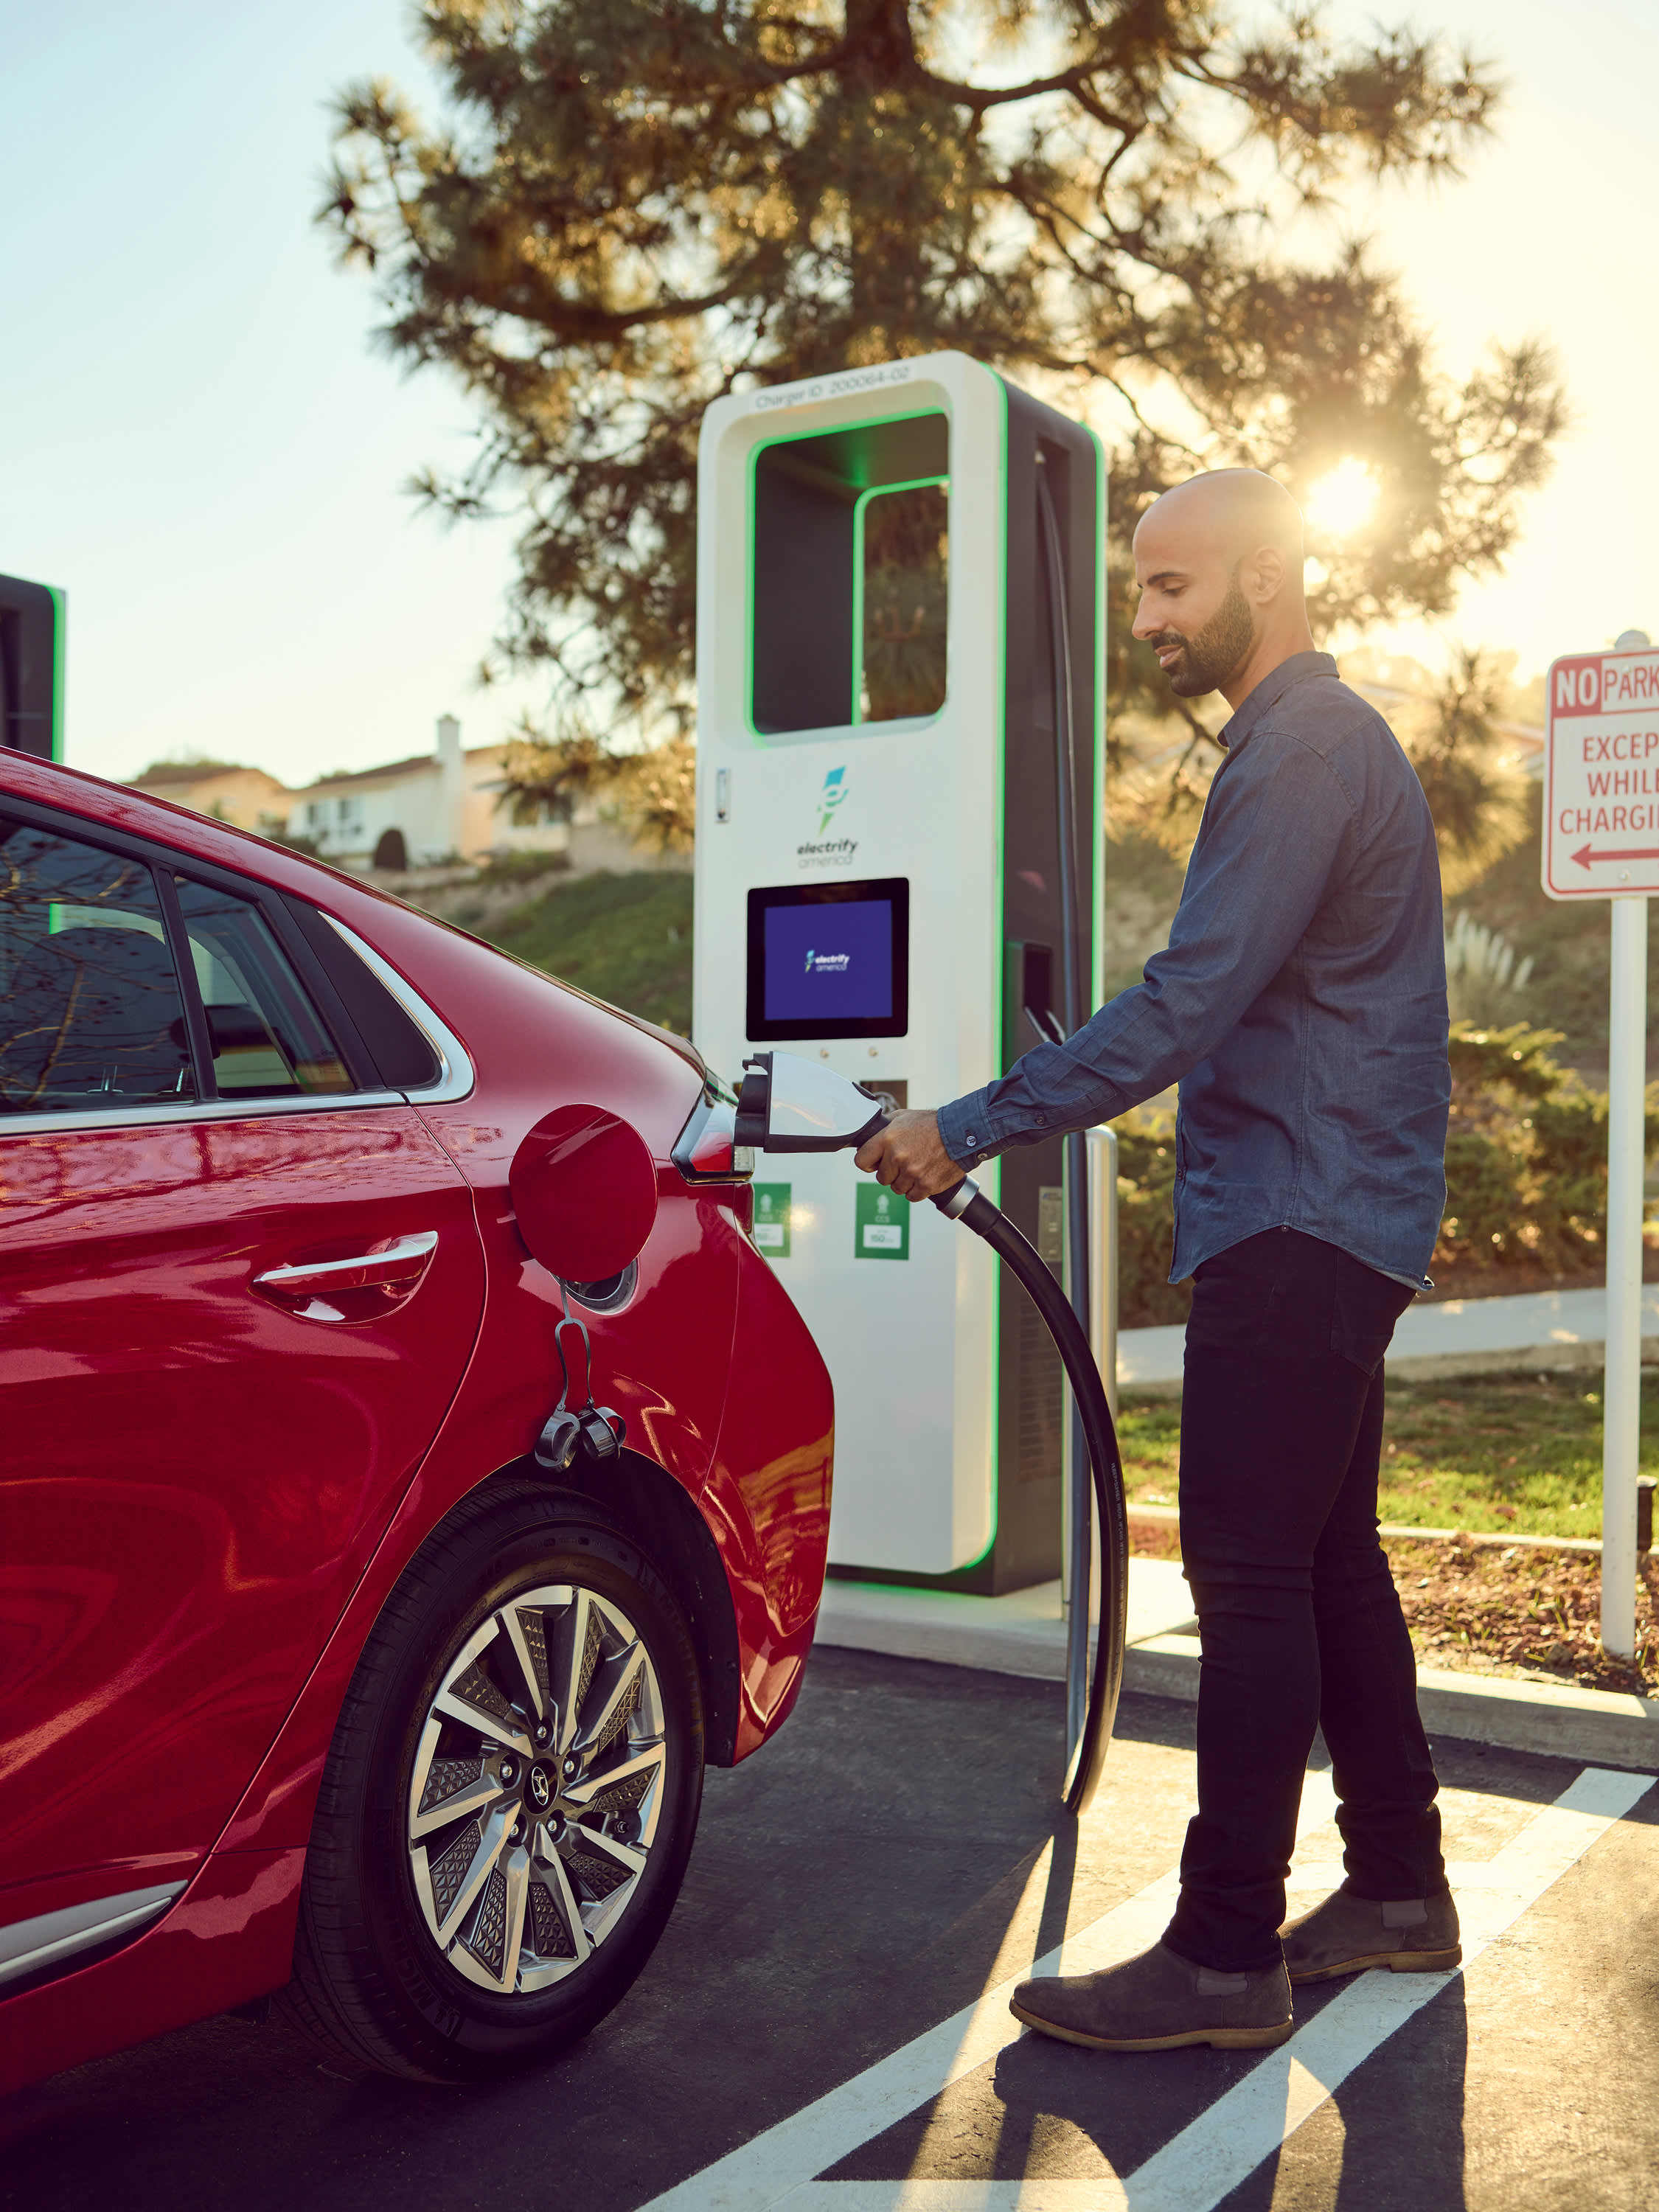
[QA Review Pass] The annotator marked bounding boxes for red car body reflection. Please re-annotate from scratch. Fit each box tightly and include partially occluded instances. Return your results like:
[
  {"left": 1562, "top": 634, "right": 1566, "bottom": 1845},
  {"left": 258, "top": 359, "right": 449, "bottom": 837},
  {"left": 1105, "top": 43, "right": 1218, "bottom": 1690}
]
[{"left": 0, "top": 749, "right": 833, "bottom": 2093}]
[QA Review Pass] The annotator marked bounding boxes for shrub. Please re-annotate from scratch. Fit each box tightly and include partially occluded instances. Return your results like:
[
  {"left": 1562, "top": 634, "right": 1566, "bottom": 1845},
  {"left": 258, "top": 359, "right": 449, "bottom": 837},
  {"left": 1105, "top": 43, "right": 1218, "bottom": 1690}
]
[
  {"left": 1108, "top": 1020, "right": 1659, "bottom": 1326},
  {"left": 476, "top": 848, "right": 571, "bottom": 888},
  {"left": 1434, "top": 1021, "right": 1658, "bottom": 1278},
  {"left": 1110, "top": 1113, "right": 1189, "bottom": 1327}
]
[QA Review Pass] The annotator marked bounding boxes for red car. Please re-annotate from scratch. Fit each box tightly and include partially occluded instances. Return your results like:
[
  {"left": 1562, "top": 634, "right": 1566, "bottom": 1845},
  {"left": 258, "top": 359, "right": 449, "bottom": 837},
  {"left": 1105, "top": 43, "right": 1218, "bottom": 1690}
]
[{"left": 0, "top": 749, "right": 832, "bottom": 2087}]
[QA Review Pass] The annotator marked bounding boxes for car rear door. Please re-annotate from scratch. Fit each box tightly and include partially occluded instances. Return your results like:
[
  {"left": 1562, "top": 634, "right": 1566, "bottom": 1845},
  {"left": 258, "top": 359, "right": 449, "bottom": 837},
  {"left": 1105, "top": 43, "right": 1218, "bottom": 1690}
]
[{"left": 0, "top": 805, "right": 487, "bottom": 1910}]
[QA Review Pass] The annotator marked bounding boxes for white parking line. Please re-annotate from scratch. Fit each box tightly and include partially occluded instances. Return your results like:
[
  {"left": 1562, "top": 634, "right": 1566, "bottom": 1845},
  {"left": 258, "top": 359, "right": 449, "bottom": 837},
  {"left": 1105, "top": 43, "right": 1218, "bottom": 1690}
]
[
  {"left": 780, "top": 2188, "right": 1118, "bottom": 2208},
  {"left": 639, "top": 1865, "right": 1183, "bottom": 2212},
  {"left": 641, "top": 1767, "right": 1650, "bottom": 2212},
  {"left": 641, "top": 1762, "right": 1318, "bottom": 2212}
]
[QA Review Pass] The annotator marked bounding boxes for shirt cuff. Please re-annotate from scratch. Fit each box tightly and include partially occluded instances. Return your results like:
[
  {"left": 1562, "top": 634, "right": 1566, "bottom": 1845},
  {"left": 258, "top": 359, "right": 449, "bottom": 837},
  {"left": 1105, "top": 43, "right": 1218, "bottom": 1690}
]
[{"left": 936, "top": 1087, "right": 1000, "bottom": 1167}]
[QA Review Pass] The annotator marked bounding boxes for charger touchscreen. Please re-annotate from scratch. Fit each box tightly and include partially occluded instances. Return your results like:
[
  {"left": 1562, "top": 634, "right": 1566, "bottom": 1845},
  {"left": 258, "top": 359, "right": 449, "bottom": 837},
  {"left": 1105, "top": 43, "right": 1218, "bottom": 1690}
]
[{"left": 764, "top": 899, "right": 894, "bottom": 1026}]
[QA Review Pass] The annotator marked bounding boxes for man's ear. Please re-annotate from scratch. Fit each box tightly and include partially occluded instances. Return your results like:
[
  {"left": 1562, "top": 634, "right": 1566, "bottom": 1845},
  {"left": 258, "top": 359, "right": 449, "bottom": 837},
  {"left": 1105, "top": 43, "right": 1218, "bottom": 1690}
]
[{"left": 1242, "top": 545, "right": 1286, "bottom": 605}]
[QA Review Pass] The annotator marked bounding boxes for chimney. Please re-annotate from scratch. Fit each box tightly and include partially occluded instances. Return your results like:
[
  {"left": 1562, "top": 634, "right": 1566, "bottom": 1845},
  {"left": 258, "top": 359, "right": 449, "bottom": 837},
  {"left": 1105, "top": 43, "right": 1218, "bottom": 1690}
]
[{"left": 436, "top": 714, "right": 465, "bottom": 857}]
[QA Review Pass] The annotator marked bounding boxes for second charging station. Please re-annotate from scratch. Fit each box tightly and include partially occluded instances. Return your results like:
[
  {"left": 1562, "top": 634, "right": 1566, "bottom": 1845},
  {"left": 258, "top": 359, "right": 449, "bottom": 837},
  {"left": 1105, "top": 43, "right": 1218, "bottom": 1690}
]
[{"left": 693, "top": 350, "right": 1105, "bottom": 1592}]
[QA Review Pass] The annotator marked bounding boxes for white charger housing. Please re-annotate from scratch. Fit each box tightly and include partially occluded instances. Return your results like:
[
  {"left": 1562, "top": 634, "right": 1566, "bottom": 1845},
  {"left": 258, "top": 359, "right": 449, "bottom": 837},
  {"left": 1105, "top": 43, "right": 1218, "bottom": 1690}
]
[{"left": 692, "top": 352, "right": 1105, "bottom": 1590}]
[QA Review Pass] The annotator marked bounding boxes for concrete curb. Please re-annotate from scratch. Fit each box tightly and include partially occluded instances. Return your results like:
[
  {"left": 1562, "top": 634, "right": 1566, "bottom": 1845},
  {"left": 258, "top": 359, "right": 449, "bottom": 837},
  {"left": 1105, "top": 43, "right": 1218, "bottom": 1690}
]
[
  {"left": 815, "top": 1579, "right": 1659, "bottom": 1773},
  {"left": 1128, "top": 1499, "right": 1613, "bottom": 1557},
  {"left": 1122, "top": 1633, "right": 1659, "bottom": 1771},
  {"left": 1118, "top": 1280, "right": 1659, "bottom": 1396},
  {"left": 815, "top": 1581, "right": 1088, "bottom": 1685},
  {"left": 1114, "top": 1343, "right": 1659, "bottom": 1400}
]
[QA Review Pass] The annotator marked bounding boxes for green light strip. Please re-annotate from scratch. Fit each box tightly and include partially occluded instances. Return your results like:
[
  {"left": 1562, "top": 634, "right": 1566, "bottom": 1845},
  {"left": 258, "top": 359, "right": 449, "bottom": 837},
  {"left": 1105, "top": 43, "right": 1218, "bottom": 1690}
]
[
  {"left": 47, "top": 585, "right": 66, "bottom": 762},
  {"left": 848, "top": 474, "right": 950, "bottom": 727},
  {"left": 743, "top": 404, "right": 950, "bottom": 741}
]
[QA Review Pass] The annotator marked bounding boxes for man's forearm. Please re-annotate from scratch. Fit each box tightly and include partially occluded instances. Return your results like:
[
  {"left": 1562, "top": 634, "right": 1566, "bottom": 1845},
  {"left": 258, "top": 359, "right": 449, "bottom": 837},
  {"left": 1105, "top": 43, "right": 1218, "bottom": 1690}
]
[{"left": 936, "top": 1034, "right": 1138, "bottom": 1167}]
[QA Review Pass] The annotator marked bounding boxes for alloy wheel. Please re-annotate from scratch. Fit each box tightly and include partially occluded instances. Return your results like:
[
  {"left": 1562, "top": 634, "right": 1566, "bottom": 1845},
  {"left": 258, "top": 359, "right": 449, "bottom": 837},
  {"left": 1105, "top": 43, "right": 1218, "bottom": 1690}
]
[{"left": 407, "top": 1582, "right": 667, "bottom": 1995}]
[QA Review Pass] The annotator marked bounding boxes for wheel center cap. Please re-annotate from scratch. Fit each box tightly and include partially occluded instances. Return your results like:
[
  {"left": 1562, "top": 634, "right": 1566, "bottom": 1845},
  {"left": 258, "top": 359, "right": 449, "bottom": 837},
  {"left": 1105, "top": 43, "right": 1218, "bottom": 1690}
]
[{"left": 527, "top": 1762, "right": 554, "bottom": 1812}]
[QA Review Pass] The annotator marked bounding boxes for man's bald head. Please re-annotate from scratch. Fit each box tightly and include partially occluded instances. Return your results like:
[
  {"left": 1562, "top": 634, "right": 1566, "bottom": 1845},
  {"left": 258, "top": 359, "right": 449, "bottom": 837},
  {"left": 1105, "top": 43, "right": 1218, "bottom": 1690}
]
[
  {"left": 1144, "top": 469, "right": 1305, "bottom": 572},
  {"left": 1131, "top": 469, "right": 1314, "bottom": 707}
]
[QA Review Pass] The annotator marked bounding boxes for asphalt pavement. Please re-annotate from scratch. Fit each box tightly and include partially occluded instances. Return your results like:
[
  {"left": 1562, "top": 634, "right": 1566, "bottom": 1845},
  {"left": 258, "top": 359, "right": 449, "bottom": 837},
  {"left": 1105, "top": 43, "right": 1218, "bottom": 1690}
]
[{"left": 3, "top": 1647, "right": 1655, "bottom": 2212}]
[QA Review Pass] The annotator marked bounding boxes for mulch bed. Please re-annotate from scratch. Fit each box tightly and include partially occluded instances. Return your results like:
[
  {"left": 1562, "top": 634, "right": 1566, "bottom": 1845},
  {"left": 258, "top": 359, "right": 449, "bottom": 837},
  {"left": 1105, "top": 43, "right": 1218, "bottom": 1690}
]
[
  {"left": 1385, "top": 1534, "right": 1658, "bottom": 1697},
  {"left": 1127, "top": 1514, "right": 1659, "bottom": 1697}
]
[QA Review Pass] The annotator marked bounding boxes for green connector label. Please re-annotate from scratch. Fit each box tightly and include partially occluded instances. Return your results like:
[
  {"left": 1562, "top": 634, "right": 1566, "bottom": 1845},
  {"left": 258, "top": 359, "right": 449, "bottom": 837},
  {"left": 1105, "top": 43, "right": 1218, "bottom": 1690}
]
[
  {"left": 753, "top": 1183, "right": 792, "bottom": 1257},
  {"left": 855, "top": 1182, "right": 909, "bottom": 1261}
]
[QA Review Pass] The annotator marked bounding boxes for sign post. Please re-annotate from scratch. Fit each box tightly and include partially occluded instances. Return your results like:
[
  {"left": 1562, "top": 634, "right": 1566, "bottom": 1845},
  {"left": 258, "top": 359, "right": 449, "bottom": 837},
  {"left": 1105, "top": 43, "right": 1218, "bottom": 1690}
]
[{"left": 1543, "top": 636, "right": 1658, "bottom": 1655}]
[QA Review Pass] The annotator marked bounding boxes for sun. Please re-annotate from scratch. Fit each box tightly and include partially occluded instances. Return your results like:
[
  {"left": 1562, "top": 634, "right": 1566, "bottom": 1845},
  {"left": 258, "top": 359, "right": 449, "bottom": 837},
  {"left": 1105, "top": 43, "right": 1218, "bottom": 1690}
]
[{"left": 1305, "top": 459, "right": 1380, "bottom": 539}]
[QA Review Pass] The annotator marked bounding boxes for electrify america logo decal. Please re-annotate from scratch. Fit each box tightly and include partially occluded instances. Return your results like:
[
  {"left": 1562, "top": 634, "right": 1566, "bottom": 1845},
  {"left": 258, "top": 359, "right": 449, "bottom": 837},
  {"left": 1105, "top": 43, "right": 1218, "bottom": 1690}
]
[
  {"left": 798, "top": 765, "right": 858, "bottom": 870},
  {"left": 803, "top": 947, "right": 851, "bottom": 975},
  {"left": 816, "top": 765, "right": 849, "bottom": 832}
]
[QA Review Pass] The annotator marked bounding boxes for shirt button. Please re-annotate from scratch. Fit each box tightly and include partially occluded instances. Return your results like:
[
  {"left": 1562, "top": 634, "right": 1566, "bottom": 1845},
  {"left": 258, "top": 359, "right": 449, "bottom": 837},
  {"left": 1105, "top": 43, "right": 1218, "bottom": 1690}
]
[{"left": 965, "top": 1131, "right": 977, "bottom": 1145}]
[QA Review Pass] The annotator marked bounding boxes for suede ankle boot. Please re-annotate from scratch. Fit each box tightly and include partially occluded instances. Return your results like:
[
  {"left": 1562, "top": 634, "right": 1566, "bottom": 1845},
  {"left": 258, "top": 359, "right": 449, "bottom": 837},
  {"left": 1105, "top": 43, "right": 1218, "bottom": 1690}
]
[
  {"left": 1280, "top": 1887, "right": 1461, "bottom": 1983},
  {"left": 1010, "top": 1941, "right": 1293, "bottom": 2053}
]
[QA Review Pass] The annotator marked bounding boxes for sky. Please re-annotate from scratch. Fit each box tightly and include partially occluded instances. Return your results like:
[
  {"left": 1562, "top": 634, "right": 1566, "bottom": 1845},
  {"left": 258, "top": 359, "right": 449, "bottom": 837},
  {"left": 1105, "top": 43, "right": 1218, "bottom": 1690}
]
[
  {"left": 1321, "top": 0, "right": 1659, "bottom": 681},
  {"left": 4, "top": 0, "right": 1658, "bottom": 792}
]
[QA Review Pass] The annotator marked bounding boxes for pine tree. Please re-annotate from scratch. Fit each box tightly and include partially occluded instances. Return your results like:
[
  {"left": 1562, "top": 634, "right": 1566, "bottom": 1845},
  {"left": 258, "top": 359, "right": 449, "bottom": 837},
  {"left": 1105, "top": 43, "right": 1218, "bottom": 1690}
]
[{"left": 323, "top": 0, "right": 1564, "bottom": 742}]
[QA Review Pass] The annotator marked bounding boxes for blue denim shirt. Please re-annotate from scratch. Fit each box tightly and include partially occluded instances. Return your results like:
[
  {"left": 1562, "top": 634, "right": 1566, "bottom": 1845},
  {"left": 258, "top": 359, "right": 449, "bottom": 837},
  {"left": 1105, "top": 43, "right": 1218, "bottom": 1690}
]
[{"left": 937, "top": 652, "right": 1450, "bottom": 1290}]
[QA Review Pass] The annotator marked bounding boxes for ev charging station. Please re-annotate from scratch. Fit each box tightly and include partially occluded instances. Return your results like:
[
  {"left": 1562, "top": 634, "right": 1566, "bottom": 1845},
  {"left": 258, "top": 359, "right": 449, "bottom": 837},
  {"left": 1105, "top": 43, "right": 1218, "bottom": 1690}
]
[{"left": 692, "top": 352, "right": 1104, "bottom": 1592}]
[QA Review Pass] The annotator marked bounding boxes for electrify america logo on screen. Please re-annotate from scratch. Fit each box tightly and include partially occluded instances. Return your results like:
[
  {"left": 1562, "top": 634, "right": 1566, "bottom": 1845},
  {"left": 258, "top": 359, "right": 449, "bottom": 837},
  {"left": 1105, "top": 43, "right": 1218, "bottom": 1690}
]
[
  {"left": 803, "top": 947, "right": 852, "bottom": 975},
  {"left": 797, "top": 765, "right": 859, "bottom": 871}
]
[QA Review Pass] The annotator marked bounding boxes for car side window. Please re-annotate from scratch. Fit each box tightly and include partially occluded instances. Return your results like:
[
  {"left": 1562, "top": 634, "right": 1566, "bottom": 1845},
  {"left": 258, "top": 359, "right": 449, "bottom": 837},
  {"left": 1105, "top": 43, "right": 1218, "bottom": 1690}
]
[
  {"left": 174, "top": 876, "right": 355, "bottom": 1099},
  {"left": 0, "top": 815, "right": 196, "bottom": 1113}
]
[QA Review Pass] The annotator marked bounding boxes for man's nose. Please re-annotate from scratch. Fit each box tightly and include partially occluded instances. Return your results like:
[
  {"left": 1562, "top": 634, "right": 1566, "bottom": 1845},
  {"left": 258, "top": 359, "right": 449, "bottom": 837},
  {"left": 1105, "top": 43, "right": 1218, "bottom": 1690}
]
[{"left": 1130, "top": 592, "right": 1160, "bottom": 641}]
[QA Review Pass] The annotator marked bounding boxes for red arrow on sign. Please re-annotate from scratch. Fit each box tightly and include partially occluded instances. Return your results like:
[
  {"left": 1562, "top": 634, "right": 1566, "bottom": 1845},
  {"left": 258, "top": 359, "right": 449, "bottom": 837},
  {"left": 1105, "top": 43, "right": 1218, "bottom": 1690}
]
[{"left": 1572, "top": 843, "right": 1659, "bottom": 869}]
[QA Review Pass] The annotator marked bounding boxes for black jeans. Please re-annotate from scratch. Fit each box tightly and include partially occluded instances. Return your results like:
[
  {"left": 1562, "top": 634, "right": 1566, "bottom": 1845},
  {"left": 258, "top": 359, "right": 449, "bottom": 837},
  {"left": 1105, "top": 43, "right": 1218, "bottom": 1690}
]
[{"left": 1161, "top": 1228, "right": 1447, "bottom": 1973}]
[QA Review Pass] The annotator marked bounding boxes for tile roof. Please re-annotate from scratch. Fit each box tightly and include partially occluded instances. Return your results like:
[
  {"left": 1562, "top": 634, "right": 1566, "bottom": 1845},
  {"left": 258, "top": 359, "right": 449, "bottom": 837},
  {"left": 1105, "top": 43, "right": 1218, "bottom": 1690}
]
[{"left": 133, "top": 761, "right": 254, "bottom": 786}]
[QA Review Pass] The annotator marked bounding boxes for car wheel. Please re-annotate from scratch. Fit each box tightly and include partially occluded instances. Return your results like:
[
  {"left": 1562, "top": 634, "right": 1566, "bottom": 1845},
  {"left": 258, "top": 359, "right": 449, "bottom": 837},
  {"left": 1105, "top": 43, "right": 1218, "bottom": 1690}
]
[{"left": 282, "top": 1481, "right": 704, "bottom": 2081}]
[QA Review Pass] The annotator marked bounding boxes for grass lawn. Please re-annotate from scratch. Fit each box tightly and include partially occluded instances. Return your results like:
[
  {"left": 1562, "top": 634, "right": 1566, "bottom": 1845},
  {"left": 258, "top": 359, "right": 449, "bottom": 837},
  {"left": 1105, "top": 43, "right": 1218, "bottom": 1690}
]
[
  {"left": 482, "top": 870, "right": 695, "bottom": 1037},
  {"left": 1119, "top": 1367, "right": 1659, "bottom": 1539}
]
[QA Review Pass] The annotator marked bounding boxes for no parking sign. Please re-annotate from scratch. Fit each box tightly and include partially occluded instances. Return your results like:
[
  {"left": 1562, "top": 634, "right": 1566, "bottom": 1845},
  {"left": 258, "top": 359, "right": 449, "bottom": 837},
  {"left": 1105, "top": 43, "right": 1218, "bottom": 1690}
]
[
  {"left": 1539, "top": 635, "right": 1657, "bottom": 1660},
  {"left": 1542, "top": 644, "right": 1659, "bottom": 897}
]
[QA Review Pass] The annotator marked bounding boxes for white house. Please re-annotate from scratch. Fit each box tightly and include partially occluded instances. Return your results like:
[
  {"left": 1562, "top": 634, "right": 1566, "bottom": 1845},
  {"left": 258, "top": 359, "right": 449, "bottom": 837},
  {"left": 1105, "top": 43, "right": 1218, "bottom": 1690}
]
[
  {"left": 125, "top": 716, "right": 687, "bottom": 879},
  {"left": 293, "top": 715, "right": 568, "bottom": 869}
]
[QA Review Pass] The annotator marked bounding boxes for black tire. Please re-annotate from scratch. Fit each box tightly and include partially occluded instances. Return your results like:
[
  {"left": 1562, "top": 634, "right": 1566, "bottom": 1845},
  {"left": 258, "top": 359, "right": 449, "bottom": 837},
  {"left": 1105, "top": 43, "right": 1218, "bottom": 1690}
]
[{"left": 280, "top": 1480, "right": 704, "bottom": 2081}]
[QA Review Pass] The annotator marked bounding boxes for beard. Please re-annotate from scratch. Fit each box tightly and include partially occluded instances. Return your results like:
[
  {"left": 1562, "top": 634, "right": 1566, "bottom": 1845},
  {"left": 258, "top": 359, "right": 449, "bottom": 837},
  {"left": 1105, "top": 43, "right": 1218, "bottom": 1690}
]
[{"left": 1151, "top": 573, "right": 1256, "bottom": 698}]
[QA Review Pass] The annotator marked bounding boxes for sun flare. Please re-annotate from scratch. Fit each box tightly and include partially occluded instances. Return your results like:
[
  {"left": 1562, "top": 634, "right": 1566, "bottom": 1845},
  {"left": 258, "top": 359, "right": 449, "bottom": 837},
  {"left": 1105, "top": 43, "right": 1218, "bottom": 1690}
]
[{"left": 1305, "top": 458, "right": 1380, "bottom": 539}]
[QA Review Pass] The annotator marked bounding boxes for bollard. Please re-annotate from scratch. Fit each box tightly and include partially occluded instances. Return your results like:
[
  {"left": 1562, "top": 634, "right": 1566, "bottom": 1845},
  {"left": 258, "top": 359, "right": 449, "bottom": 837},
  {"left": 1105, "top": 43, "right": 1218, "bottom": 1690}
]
[{"left": 1085, "top": 1125, "right": 1119, "bottom": 1420}]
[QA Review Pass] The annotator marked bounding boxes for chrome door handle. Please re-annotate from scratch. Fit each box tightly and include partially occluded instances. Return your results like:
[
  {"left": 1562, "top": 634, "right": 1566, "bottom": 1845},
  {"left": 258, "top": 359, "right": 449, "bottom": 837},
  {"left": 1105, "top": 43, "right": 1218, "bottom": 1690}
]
[{"left": 254, "top": 1232, "right": 439, "bottom": 1293}]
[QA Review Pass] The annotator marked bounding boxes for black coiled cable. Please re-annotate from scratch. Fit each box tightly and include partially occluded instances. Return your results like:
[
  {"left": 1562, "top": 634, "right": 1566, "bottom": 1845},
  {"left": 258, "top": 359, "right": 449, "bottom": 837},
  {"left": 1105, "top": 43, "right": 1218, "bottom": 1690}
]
[{"left": 933, "top": 1177, "right": 1129, "bottom": 1811}]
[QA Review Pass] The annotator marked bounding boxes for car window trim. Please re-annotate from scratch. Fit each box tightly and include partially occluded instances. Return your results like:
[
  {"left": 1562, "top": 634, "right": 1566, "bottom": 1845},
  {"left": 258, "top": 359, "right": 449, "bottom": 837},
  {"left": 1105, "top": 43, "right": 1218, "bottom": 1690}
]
[
  {"left": 0, "top": 1091, "right": 409, "bottom": 1140},
  {"left": 152, "top": 863, "right": 219, "bottom": 1102},
  {"left": 0, "top": 790, "right": 381, "bottom": 1087},
  {"left": 279, "top": 893, "right": 442, "bottom": 1093},
  {"left": 174, "top": 869, "right": 383, "bottom": 1095},
  {"left": 254, "top": 889, "right": 383, "bottom": 1093},
  {"left": 0, "top": 791, "right": 470, "bottom": 1130},
  {"left": 323, "top": 917, "right": 475, "bottom": 1105}
]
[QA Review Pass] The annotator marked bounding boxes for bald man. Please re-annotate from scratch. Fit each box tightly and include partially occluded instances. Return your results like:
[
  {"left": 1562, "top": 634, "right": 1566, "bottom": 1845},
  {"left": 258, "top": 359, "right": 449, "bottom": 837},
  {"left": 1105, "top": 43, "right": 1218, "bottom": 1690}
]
[{"left": 858, "top": 468, "right": 1454, "bottom": 2053}]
